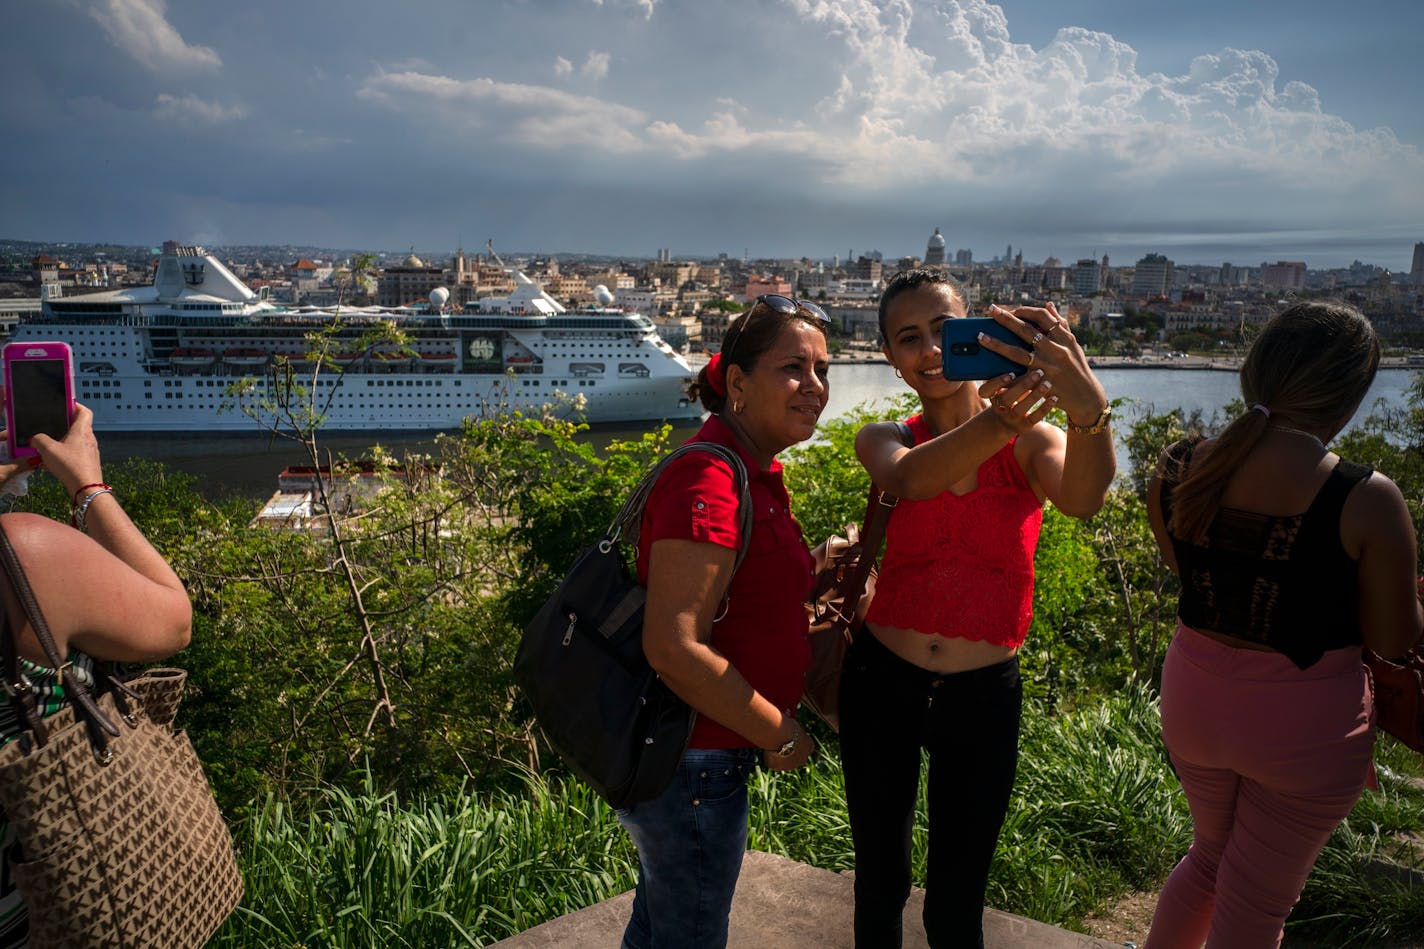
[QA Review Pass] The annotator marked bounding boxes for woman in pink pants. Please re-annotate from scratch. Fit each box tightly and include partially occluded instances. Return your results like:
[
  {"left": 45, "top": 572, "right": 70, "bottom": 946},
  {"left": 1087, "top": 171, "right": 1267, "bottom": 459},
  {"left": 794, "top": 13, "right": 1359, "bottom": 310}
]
[{"left": 1144, "top": 301, "right": 1424, "bottom": 949}]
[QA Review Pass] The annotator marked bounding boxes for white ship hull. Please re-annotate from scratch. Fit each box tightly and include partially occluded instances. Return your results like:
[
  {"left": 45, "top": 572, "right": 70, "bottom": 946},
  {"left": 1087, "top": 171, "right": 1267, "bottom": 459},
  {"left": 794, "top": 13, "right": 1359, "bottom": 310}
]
[{"left": 20, "top": 244, "right": 703, "bottom": 432}]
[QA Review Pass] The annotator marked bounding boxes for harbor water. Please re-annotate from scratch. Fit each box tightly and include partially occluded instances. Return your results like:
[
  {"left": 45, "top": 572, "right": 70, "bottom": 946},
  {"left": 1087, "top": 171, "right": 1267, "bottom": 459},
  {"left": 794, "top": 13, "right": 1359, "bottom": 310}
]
[{"left": 96, "top": 365, "right": 1417, "bottom": 501}]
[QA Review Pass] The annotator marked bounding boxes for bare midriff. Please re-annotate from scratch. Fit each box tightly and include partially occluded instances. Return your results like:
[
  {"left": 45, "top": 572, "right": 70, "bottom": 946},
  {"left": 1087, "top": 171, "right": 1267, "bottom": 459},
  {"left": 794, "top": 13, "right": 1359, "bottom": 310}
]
[{"left": 867, "top": 622, "right": 1017, "bottom": 674}]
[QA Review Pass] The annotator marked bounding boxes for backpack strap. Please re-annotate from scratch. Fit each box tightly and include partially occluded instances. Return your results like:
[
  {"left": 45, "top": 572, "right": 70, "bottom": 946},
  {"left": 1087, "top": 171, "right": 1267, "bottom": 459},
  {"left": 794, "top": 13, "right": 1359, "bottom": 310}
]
[{"left": 609, "top": 441, "right": 755, "bottom": 576}]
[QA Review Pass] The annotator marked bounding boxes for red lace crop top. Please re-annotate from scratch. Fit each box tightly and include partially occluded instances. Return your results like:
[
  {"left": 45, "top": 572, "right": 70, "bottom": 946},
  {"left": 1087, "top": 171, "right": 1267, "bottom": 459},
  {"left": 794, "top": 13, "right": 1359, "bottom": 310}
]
[{"left": 865, "top": 414, "right": 1044, "bottom": 648}]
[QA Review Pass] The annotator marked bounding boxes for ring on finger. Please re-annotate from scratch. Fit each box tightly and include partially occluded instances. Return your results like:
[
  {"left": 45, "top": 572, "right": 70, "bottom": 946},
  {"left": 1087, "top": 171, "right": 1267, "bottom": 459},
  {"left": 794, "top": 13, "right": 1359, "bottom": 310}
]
[
  {"left": 1031, "top": 332, "right": 1044, "bottom": 344},
  {"left": 1026, "top": 352, "right": 1036, "bottom": 369}
]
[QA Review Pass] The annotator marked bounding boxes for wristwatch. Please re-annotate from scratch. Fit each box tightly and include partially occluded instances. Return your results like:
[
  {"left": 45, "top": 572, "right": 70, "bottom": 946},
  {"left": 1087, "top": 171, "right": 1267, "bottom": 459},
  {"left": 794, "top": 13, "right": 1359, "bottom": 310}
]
[
  {"left": 1066, "top": 404, "right": 1112, "bottom": 435},
  {"left": 772, "top": 720, "right": 800, "bottom": 758}
]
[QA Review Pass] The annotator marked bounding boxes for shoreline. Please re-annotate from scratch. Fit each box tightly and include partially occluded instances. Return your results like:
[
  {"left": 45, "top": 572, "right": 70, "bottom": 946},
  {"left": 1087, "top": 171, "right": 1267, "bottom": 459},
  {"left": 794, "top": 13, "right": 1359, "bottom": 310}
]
[
  {"left": 826, "top": 353, "right": 1422, "bottom": 370},
  {"left": 684, "top": 351, "right": 1422, "bottom": 371}
]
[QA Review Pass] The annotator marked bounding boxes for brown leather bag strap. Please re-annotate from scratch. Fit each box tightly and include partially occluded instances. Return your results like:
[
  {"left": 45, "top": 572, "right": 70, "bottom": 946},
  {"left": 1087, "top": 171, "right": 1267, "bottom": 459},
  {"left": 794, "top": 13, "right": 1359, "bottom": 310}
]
[
  {"left": 0, "top": 522, "right": 57, "bottom": 745},
  {"left": 0, "top": 521, "right": 120, "bottom": 751},
  {"left": 841, "top": 486, "right": 896, "bottom": 603},
  {"left": 836, "top": 420, "right": 913, "bottom": 629},
  {"left": 0, "top": 523, "right": 65, "bottom": 670},
  {"left": 1, "top": 587, "right": 48, "bottom": 745}
]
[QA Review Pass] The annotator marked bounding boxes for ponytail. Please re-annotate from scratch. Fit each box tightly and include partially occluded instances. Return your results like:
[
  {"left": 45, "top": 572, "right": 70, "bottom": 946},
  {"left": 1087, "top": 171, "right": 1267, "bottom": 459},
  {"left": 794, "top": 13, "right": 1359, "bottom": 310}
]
[
  {"left": 1167, "top": 300, "right": 1379, "bottom": 545},
  {"left": 1167, "top": 407, "right": 1272, "bottom": 544}
]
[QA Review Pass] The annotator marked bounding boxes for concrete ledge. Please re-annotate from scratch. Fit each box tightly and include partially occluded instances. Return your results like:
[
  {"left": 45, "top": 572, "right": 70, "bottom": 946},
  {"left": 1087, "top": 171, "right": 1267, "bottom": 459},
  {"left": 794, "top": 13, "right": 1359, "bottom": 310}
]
[{"left": 492, "top": 851, "right": 1119, "bottom": 948}]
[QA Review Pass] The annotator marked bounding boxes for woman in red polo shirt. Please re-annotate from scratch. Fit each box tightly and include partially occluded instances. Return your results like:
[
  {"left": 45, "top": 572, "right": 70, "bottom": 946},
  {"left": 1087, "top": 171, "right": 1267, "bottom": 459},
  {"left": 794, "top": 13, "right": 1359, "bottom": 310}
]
[
  {"left": 618, "top": 294, "right": 830, "bottom": 949},
  {"left": 842, "top": 269, "right": 1115, "bottom": 948}
]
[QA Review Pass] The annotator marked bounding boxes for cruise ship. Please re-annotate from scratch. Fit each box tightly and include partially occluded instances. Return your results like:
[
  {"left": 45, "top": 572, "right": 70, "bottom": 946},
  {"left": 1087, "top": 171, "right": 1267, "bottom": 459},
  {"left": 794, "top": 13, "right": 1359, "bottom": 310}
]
[{"left": 12, "top": 243, "right": 702, "bottom": 431}]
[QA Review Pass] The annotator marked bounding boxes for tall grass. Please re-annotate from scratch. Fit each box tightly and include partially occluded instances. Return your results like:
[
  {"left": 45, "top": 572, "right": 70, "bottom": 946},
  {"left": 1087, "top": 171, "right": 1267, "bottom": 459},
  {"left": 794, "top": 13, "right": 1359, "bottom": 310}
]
[
  {"left": 752, "top": 685, "right": 1192, "bottom": 927},
  {"left": 211, "top": 773, "right": 637, "bottom": 948},
  {"left": 211, "top": 686, "right": 1424, "bottom": 947},
  {"left": 1289, "top": 736, "right": 1424, "bottom": 946}
]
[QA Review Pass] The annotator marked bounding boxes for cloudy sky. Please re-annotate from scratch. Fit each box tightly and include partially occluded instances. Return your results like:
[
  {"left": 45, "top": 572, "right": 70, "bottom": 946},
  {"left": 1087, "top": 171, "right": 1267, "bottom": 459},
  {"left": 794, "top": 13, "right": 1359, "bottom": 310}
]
[{"left": 4, "top": 0, "right": 1422, "bottom": 269}]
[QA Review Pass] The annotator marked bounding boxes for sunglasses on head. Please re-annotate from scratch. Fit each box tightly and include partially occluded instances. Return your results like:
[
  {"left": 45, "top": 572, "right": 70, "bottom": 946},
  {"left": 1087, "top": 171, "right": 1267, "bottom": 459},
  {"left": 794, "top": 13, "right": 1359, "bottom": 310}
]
[
  {"left": 722, "top": 294, "right": 831, "bottom": 364},
  {"left": 753, "top": 294, "right": 831, "bottom": 325}
]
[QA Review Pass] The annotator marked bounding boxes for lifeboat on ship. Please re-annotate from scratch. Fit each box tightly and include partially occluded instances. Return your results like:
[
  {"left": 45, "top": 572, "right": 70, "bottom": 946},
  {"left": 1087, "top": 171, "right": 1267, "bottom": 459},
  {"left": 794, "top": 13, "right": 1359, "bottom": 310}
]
[
  {"left": 222, "top": 347, "right": 269, "bottom": 368},
  {"left": 416, "top": 352, "right": 457, "bottom": 371},
  {"left": 168, "top": 347, "right": 217, "bottom": 369},
  {"left": 371, "top": 350, "right": 410, "bottom": 371}
]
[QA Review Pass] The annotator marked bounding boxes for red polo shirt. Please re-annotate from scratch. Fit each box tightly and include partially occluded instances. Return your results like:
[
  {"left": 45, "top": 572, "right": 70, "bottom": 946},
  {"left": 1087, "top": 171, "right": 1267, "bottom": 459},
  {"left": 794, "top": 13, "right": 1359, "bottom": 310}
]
[{"left": 636, "top": 416, "right": 814, "bottom": 749}]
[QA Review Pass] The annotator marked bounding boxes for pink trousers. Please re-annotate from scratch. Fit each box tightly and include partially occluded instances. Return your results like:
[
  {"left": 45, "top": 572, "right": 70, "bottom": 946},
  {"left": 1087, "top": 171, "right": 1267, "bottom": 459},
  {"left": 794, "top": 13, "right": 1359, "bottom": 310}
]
[{"left": 1145, "top": 624, "right": 1373, "bottom": 949}]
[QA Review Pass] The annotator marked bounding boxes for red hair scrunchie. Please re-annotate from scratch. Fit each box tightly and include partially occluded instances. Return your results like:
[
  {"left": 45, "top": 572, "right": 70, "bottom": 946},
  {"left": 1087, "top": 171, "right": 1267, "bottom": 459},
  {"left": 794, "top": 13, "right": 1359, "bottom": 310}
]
[{"left": 705, "top": 352, "right": 727, "bottom": 397}]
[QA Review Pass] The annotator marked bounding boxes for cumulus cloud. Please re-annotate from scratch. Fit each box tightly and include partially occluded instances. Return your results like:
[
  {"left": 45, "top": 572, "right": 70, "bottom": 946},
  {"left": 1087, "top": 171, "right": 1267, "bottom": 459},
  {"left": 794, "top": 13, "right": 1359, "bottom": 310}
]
[
  {"left": 357, "top": 0, "right": 1422, "bottom": 206},
  {"left": 589, "top": 0, "right": 657, "bottom": 19},
  {"left": 152, "top": 93, "right": 248, "bottom": 123},
  {"left": 358, "top": 71, "right": 648, "bottom": 152},
  {"left": 581, "top": 52, "right": 611, "bottom": 81},
  {"left": 752, "top": 0, "right": 1424, "bottom": 197},
  {"left": 87, "top": 0, "right": 221, "bottom": 72},
  {"left": 342, "top": 0, "right": 1422, "bottom": 258}
]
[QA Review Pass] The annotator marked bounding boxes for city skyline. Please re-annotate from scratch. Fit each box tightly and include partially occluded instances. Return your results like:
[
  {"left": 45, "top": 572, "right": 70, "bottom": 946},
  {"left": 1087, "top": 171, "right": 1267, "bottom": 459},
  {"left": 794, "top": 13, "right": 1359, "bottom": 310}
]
[{"left": 3, "top": 0, "right": 1422, "bottom": 270}]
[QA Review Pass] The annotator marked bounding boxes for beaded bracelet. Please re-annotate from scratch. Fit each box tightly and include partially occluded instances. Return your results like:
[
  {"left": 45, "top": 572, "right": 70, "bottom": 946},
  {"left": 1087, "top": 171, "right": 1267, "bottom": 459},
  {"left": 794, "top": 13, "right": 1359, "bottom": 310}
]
[{"left": 72, "top": 486, "right": 114, "bottom": 533}]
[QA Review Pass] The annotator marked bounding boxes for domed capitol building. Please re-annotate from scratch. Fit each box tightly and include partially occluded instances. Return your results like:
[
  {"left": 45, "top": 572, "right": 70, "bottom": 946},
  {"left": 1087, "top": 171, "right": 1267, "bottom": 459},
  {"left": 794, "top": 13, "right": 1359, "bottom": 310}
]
[{"left": 924, "top": 227, "right": 946, "bottom": 266}]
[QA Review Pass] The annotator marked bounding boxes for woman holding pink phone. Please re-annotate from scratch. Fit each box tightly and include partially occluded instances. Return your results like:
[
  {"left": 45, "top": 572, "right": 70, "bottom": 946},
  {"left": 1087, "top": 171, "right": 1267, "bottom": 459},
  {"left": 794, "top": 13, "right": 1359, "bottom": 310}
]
[
  {"left": 0, "top": 399, "right": 192, "bottom": 947},
  {"left": 2, "top": 341, "right": 76, "bottom": 461},
  {"left": 840, "top": 269, "right": 1114, "bottom": 948}
]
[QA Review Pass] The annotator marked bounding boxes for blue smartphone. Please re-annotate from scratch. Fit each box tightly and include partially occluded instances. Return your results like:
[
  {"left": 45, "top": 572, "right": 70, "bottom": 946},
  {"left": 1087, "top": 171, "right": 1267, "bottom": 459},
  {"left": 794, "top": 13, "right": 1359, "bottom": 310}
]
[{"left": 941, "top": 318, "right": 1026, "bottom": 381}]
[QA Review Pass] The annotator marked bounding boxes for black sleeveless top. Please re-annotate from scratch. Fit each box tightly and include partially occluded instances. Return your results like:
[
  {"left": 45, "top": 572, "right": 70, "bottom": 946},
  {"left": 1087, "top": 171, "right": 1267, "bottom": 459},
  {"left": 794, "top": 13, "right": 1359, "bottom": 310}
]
[{"left": 1156, "top": 438, "right": 1372, "bottom": 670}]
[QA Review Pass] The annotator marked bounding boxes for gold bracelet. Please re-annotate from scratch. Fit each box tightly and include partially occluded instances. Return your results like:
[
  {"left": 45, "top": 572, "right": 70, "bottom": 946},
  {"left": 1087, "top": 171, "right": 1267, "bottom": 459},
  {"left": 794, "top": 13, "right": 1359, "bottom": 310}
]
[{"left": 1065, "top": 404, "right": 1112, "bottom": 435}]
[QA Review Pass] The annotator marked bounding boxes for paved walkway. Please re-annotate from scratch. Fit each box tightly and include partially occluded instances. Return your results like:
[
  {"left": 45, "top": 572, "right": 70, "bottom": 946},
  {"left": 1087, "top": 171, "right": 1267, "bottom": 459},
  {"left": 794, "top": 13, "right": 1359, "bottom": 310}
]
[{"left": 492, "top": 851, "right": 1121, "bottom": 948}]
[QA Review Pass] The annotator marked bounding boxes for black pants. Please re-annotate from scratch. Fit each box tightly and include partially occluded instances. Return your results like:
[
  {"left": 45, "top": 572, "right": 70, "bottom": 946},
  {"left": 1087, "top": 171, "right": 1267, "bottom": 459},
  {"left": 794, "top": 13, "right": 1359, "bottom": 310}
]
[{"left": 838, "top": 631, "right": 1023, "bottom": 949}]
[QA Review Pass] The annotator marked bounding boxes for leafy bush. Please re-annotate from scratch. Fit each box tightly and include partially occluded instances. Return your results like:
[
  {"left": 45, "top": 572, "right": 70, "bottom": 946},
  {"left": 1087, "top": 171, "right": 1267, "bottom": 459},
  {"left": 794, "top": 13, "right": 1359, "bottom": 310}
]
[{"left": 41, "top": 369, "right": 1423, "bottom": 943}]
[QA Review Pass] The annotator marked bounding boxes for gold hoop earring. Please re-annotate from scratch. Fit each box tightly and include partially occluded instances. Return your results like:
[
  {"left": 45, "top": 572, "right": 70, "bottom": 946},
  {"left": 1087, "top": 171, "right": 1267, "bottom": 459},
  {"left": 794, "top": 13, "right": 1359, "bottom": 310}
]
[{"left": 732, "top": 400, "right": 744, "bottom": 415}]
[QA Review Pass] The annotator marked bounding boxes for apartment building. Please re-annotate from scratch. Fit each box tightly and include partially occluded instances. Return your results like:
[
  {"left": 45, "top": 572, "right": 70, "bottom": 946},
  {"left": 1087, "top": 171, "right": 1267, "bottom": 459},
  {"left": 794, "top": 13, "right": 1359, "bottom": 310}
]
[{"left": 1132, "top": 254, "right": 1174, "bottom": 298}]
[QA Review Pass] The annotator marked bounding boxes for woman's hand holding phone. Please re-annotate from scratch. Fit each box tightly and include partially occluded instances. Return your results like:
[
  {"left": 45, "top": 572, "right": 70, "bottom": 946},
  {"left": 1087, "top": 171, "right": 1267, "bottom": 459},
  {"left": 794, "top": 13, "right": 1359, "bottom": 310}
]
[
  {"left": 27, "top": 402, "right": 104, "bottom": 501},
  {"left": 978, "top": 368, "right": 1056, "bottom": 434},
  {"left": 977, "top": 303, "right": 1107, "bottom": 427}
]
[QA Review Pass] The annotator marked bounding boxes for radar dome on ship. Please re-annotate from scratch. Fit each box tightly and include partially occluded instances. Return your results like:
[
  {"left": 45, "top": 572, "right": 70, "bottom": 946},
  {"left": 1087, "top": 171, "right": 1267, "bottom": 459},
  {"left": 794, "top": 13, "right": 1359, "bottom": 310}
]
[
  {"left": 428, "top": 286, "right": 450, "bottom": 306},
  {"left": 593, "top": 285, "right": 615, "bottom": 306}
]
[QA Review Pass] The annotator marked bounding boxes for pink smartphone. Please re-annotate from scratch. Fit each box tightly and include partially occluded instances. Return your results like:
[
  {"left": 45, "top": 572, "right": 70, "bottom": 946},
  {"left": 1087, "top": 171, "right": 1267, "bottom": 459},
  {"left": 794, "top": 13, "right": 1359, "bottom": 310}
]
[{"left": 3, "top": 341, "right": 76, "bottom": 459}]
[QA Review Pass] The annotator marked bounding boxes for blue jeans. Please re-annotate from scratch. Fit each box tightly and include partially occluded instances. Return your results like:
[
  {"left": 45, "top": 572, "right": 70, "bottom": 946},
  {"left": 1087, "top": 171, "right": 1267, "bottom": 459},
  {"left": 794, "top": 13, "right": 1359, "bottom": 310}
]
[{"left": 616, "top": 747, "right": 760, "bottom": 949}]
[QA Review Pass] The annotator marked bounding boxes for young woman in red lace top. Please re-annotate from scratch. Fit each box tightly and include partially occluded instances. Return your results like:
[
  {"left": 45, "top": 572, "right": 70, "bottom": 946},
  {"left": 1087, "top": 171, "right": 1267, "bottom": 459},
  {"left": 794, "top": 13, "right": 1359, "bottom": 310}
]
[{"left": 840, "top": 269, "right": 1115, "bottom": 948}]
